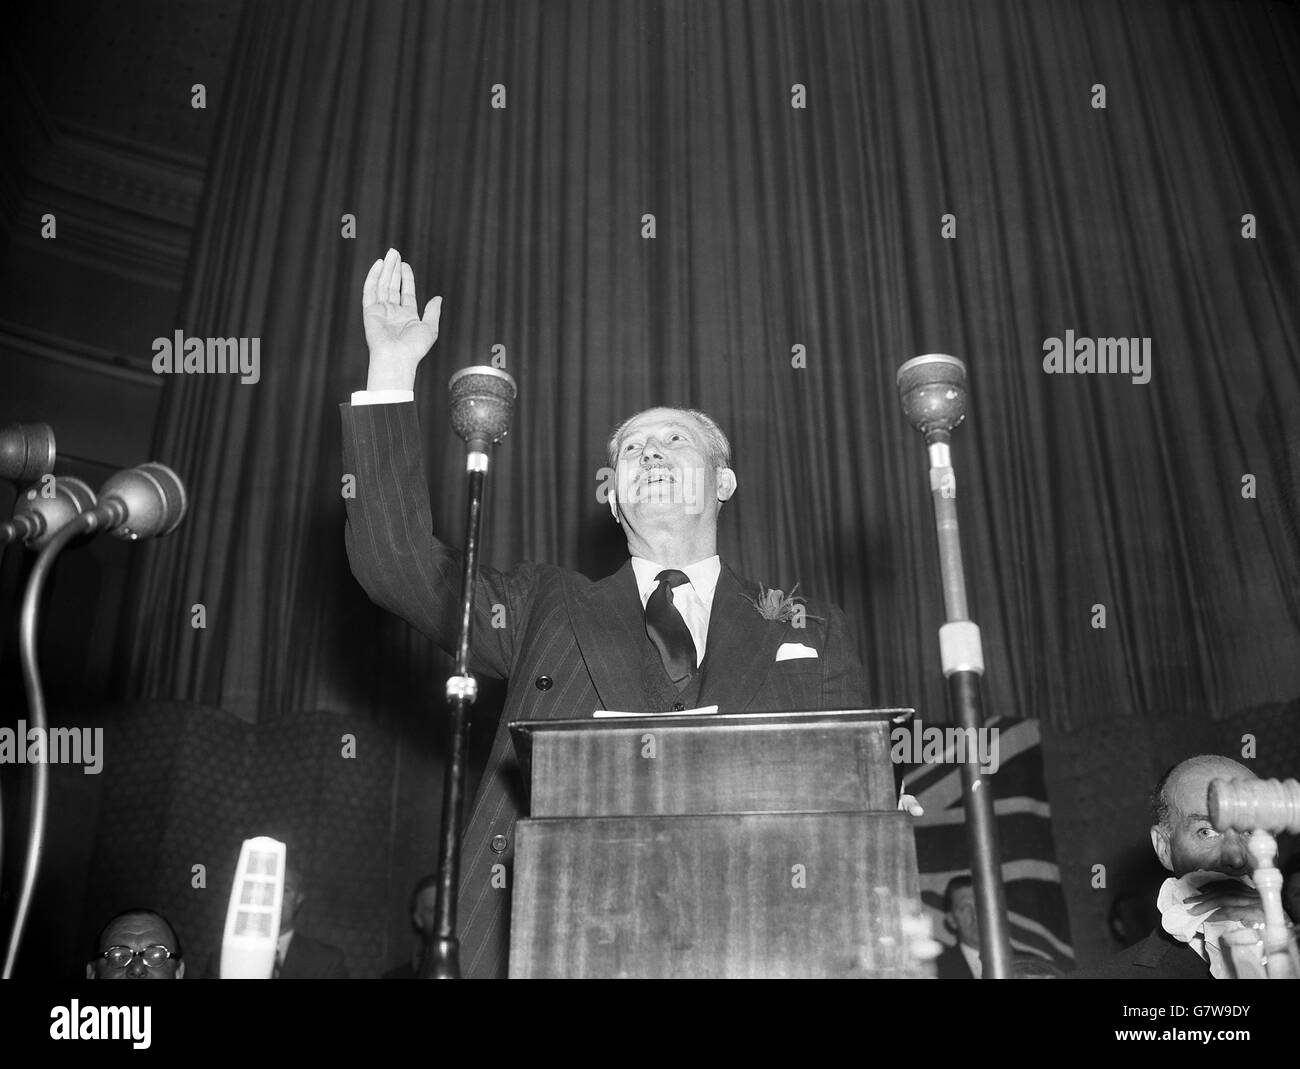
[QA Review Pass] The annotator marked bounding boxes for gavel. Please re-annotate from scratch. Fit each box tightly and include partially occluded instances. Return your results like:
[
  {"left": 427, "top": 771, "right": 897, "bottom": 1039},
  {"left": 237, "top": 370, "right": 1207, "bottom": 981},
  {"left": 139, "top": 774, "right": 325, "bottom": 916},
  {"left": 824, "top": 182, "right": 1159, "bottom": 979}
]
[{"left": 1208, "top": 777, "right": 1300, "bottom": 979}]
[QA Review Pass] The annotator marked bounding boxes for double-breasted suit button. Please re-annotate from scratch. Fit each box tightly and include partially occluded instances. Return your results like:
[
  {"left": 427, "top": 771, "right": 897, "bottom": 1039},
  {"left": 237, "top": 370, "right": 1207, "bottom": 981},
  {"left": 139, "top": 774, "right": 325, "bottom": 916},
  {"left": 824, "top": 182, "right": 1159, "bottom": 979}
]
[
  {"left": 490, "top": 834, "right": 509, "bottom": 854},
  {"left": 535, "top": 676, "right": 553, "bottom": 690}
]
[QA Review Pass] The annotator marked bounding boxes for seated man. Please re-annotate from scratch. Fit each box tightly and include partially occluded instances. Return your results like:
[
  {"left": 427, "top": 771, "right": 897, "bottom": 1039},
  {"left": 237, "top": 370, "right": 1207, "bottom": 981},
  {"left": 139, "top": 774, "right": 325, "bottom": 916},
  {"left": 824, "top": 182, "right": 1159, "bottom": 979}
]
[
  {"left": 274, "top": 866, "right": 348, "bottom": 979},
  {"left": 382, "top": 875, "right": 439, "bottom": 978},
  {"left": 87, "top": 909, "right": 185, "bottom": 980},
  {"left": 1085, "top": 754, "right": 1263, "bottom": 979},
  {"left": 935, "top": 875, "right": 979, "bottom": 978}
]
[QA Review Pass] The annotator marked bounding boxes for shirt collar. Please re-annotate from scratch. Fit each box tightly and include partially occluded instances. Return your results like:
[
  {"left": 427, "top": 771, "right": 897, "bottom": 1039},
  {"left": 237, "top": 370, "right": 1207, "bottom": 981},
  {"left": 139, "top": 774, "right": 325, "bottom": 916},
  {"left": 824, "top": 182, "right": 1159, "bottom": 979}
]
[{"left": 630, "top": 555, "right": 721, "bottom": 605}]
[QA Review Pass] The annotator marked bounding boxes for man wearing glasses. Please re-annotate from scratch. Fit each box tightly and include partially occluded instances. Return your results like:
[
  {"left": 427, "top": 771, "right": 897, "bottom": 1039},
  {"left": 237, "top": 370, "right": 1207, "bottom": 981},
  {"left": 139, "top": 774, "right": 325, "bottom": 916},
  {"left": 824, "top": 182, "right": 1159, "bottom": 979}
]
[{"left": 86, "top": 909, "right": 185, "bottom": 980}]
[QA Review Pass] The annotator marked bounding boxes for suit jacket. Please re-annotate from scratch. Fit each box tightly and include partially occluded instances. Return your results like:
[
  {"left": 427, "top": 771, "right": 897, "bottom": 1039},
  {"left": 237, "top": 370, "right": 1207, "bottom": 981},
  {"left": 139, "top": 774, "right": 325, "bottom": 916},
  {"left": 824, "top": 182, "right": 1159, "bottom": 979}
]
[
  {"left": 935, "top": 942, "right": 976, "bottom": 979},
  {"left": 341, "top": 401, "right": 871, "bottom": 977},
  {"left": 1081, "top": 926, "right": 1212, "bottom": 979},
  {"left": 278, "top": 932, "right": 348, "bottom": 979}
]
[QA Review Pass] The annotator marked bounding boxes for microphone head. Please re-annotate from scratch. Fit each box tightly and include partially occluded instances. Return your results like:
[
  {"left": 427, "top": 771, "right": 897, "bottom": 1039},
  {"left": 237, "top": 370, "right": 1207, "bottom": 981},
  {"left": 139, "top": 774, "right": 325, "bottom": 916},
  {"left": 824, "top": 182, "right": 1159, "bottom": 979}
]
[
  {"left": 99, "top": 462, "right": 188, "bottom": 541},
  {"left": 897, "top": 354, "right": 968, "bottom": 440},
  {"left": 448, "top": 366, "right": 517, "bottom": 450},
  {"left": 0, "top": 422, "right": 56, "bottom": 482},
  {"left": 16, "top": 476, "right": 97, "bottom": 550}
]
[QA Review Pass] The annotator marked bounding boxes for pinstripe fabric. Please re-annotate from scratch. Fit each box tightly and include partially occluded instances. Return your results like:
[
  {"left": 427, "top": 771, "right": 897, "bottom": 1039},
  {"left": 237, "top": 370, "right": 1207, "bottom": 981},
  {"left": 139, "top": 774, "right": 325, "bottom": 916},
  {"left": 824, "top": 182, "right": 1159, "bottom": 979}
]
[{"left": 341, "top": 401, "right": 870, "bottom": 977}]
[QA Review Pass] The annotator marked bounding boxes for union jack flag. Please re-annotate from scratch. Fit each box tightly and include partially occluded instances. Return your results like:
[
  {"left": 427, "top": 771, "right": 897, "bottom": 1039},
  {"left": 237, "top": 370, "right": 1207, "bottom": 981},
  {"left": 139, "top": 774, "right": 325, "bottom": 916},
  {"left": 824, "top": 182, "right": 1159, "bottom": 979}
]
[{"left": 906, "top": 716, "right": 1075, "bottom": 969}]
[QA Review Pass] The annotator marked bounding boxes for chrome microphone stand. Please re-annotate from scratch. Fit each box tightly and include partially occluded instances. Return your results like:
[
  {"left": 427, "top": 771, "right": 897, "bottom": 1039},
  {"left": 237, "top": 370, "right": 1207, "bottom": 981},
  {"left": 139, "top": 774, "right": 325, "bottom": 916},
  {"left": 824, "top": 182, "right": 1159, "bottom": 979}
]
[{"left": 898, "top": 354, "right": 1014, "bottom": 979}]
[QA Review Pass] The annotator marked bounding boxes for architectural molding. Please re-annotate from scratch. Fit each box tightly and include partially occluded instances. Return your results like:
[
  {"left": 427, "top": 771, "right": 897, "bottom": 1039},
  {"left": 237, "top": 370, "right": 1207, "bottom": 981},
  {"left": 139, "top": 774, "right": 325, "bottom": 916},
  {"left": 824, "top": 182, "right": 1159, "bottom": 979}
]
[{"left": 0, "top": 319, "right": 162, "bottom": 387}]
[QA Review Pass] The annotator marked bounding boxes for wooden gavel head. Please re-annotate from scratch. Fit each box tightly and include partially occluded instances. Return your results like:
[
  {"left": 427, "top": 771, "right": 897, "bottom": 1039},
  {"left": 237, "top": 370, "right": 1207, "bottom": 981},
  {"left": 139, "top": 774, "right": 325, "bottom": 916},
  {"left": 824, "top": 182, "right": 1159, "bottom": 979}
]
[{"left": 1208, "top": 777, "right": 1300, "bottom": 836}]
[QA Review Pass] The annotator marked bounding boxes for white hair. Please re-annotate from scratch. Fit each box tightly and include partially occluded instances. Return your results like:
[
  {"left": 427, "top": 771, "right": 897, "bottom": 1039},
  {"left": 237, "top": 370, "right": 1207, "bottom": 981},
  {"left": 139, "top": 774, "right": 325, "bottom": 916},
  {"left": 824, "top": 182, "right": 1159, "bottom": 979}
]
[{"left": 606, "top": 408, "right": 732, "bottom": 471}]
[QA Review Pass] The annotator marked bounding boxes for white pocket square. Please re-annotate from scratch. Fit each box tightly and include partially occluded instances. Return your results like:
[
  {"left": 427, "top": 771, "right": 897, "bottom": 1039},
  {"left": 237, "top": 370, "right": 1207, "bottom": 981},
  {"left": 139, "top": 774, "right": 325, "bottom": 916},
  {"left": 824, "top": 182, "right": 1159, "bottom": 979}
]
[{"left": 775, "top": 642, "right": 819, "bottom": 661}]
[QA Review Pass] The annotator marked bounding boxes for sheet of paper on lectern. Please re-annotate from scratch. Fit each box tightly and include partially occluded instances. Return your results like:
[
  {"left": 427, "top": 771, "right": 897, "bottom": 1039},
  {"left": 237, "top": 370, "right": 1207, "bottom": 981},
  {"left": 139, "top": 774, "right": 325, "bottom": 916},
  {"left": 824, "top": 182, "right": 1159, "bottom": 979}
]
[{"left": 592, "top": 705, "right": 719, "bottom": 719}]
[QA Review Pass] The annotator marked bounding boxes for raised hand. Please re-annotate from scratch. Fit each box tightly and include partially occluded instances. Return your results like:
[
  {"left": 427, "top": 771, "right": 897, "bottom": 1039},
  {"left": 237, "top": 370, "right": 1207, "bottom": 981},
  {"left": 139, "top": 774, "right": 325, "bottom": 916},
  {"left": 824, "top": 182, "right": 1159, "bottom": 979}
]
[{"left": 361, "top": 248, "right": 443, "bottom": 392}]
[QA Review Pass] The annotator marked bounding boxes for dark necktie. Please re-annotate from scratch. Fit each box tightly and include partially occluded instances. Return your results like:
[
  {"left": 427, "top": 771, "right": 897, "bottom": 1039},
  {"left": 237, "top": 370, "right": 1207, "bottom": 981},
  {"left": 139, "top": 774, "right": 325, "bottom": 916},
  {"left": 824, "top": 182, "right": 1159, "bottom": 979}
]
[{"left": 645, "top": 569, "right": 697, "bottom": 684}]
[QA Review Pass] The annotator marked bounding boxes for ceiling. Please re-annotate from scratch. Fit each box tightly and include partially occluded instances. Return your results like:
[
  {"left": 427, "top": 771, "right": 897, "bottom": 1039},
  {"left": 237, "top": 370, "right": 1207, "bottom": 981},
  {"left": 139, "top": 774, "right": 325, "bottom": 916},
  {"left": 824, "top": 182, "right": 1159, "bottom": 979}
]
[{"left": 12, "top": 0, "right": 244, "bottom": 161}]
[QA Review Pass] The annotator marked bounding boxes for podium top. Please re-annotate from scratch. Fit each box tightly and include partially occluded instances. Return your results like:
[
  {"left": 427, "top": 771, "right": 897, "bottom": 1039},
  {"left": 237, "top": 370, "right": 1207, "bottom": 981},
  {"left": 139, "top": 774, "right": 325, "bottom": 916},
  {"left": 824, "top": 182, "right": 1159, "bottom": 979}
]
[
  {"left": 509, "top": 709, "right": 913, "bottom": 817},
  {"left": 512, "top": 707, "right": 911, "bottom": 736}
]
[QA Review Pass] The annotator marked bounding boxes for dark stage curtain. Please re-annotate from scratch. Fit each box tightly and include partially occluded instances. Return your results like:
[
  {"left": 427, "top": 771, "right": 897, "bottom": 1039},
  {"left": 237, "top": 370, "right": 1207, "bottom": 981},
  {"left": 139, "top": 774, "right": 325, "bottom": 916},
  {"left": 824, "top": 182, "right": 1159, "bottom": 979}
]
[
  {"left": 121, "top": 0, "right": 1300, "bottom": 732},
  {"left": 96, "top": 0, "right": 1300, "bottom": 971}
]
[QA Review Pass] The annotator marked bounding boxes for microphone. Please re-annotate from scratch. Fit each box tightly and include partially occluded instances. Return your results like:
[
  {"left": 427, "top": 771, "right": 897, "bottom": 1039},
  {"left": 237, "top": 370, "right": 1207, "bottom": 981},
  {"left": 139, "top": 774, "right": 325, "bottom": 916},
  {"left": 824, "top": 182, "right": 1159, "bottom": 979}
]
[
  {"left": 895, "top": 351, "right": 1015, "bottom": 978},
  {"left": 0, "top": 423, "right": 56, "bottom": 483},
  {"left": 448, "top": 366, "right": 517, "bottom": 455},
  {"left": 897, "top": 354, "right": 968, "bottom": 442},
  {"left": 1, "top": 459, "right": 186, "bottom": 980},
  {"left": 81, "top": 462, "right": 188, "bottom": 541},
  {"left": 428, "top": 365, "right": 518, "bottom": 977},
  {"left": 219, "top": 837, "right": 287, "bottom": 979},
  {"left": 0, "top": 477, "right": 97, "bottom": 549}
]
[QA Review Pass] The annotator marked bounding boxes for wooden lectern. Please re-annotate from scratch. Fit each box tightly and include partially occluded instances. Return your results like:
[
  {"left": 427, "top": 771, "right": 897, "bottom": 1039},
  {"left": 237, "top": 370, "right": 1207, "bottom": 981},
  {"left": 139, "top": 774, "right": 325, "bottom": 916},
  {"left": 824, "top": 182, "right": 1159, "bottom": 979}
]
[{"left": 507, "top": 708, "right": 925, "bottom": 978}]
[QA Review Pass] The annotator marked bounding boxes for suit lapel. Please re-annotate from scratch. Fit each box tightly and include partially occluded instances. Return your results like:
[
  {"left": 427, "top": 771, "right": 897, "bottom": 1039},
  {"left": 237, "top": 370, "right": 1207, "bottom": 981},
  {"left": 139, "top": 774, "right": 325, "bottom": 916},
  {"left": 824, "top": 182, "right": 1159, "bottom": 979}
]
[
  {"left": 697, "top": 564, "right": 780, "bottom": 711},
  {"left": 1136, "top": 927, "right": 1212, "bottom": 978},
  {"left": 564, "top": 561, "right": 650, "bottom": 714}
]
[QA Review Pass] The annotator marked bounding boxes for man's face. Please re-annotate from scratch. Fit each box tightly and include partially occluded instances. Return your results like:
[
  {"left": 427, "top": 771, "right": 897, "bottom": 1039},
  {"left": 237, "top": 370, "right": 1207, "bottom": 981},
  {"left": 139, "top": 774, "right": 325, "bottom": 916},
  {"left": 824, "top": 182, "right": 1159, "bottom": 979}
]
[
  {"left": 412, "top": 886, "right": 439, "bottom": 938},
  {"left": 87, "top": 912, "right": 183, "bottom": 980},
  {"left": 948, "top": 886, "right": 979, "bottom": 948},
  {"left": 609, "top": 409, "right": 735, "bottom": 528},
  {"left": 1150, "top": 759, "right": 1257, "bottom": 878}
]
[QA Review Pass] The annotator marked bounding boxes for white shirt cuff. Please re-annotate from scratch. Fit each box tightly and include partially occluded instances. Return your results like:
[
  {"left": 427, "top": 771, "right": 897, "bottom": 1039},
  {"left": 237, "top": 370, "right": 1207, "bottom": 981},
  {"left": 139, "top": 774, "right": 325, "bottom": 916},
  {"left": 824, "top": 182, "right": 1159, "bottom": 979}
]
[{"left": 351, "top": 389, "right": 414, "bottom": 406}]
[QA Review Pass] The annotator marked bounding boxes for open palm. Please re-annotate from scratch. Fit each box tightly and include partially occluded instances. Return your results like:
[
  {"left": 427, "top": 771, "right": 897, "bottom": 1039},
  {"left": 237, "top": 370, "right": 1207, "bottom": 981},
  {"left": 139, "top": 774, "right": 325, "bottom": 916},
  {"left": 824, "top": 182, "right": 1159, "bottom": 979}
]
[{"left": 362, "top": 248, "right": 442, "bottom": 369}]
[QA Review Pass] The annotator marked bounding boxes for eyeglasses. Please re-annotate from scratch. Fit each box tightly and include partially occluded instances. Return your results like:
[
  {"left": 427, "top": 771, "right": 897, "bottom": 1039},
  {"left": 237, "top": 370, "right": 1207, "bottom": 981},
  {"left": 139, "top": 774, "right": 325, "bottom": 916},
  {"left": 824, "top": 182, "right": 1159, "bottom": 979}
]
[{"left": 99, "top": 945, "right": 179, "bottom": 969}]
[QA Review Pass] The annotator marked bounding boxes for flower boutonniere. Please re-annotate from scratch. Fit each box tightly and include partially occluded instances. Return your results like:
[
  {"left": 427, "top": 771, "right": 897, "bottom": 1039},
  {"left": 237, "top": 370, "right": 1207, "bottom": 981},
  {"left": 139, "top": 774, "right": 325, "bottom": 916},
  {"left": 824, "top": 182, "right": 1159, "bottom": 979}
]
[{"left": 741, "top": 583, "right": 822, "bottom": 625}]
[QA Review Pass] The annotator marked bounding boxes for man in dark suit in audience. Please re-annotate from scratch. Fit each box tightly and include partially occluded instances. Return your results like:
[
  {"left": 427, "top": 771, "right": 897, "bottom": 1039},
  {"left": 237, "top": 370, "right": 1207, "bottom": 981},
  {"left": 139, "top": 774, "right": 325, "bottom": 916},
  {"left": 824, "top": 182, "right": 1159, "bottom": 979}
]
[
  {"left": 382, "top": 875, "right": 439, "bottom": 978},
  {"left": 274, "top": 865, "right": 348, "bottom": 979},
  {"left": 341, "top": 249, "right": 909, "bottom": 978},
  {"left": 935, "top": 875, "right": 979, "bottom": 978},
  {"left": 1084, "top": 754, "right": 1263, "bottom": 979}
]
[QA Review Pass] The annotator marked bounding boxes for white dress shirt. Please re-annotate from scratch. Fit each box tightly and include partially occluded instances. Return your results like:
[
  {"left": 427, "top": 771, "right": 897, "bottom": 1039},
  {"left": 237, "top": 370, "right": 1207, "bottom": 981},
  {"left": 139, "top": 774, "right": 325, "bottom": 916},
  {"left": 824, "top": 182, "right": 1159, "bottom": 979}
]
[
  {"left": 352, "top": 389, "right": 414, "bottom": 406},
  {"left": 630, "top": 555, "right": 721, "bottom": 665}
]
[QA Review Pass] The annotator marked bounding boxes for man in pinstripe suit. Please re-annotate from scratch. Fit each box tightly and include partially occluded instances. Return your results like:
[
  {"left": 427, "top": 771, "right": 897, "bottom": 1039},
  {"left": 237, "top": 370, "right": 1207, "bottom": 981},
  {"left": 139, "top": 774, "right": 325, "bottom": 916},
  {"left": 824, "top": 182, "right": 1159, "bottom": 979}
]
[{"left": 342, "top": 249, "right": 881, "bottom": 977}]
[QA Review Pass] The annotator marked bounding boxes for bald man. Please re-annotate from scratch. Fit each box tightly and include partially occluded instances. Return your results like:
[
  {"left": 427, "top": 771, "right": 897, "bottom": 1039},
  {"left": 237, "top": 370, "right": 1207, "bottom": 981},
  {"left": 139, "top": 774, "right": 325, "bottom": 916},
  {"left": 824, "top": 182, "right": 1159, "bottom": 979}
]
[
  {"left": 87, "top": 909, "right": 184, "bottom": 979},
  {"left": 1087, "top": 754, "right": 1264, "bottom": 979}
]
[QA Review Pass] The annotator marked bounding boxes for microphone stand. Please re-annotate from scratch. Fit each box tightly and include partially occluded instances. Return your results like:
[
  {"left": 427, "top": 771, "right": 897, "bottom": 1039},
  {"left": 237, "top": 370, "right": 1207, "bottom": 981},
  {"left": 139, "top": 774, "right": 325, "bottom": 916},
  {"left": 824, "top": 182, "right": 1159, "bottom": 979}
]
[
  {"left": 423, "top": 367, "right": 516, "bottom": 979},
  {"left": 2, "top": 463, "right": 184, "bottom": 977},
  {"left": 1, "top": 515, "right": 87, "bottom": 977},
  {"left": 898, "top": 354, "right": 1014, "bottom": 979}
]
